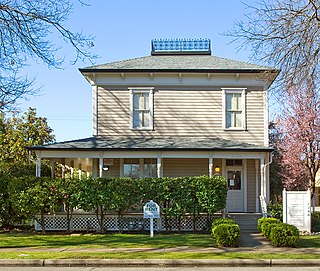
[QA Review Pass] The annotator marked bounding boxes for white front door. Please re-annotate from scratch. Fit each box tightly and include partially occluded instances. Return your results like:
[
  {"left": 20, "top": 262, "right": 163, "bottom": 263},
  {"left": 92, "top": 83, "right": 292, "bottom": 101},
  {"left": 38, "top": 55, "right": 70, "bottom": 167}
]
[{"left": 226, "top": 169, "right": 244, "bottom": 212}]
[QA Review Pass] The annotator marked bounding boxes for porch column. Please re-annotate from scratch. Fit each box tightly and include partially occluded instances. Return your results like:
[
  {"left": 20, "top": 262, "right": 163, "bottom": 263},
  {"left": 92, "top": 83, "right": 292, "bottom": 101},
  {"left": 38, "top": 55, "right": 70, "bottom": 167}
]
[
  {"left": 70, "top": 160, "right": 74, "bottom": 178},
  {"left": 260, "top": 157, "right": 266, "bottom": 199},
  {"left": 209, "top": 157, "right": 214, "bottom": 177},
  {"left": 255, "top": 159, "right": 259, "bottom": 212},
  {"left": 157, "top": 157, "right": 162, "bottom": 178},
  {"left": 50, "top": 160, "right": 55, "bottom": 179},
  {"left": 243, "top": 159, "right": 248, "bottom": 212},
  {"left": 78, "top": 163, "right": 82, "bottom": 180},
  {"left": 36, "top": 157, "right": 41, "bottom": 177},
  {"left": 61, "top": 165, "right": 65, "bottom": 178},
  {"left": 99, "top": 157, "right": 103, "bottom": 178}
]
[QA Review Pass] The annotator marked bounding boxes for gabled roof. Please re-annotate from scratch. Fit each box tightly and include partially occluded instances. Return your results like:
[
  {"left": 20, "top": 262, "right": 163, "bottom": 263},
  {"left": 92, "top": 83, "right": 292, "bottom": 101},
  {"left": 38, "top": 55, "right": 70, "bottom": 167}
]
[
  {"left": 29, "top": 137, "right": 273, "bottom": 152},
  {"left": 79, "top": 55, "right": 278, "bottom": 74}
]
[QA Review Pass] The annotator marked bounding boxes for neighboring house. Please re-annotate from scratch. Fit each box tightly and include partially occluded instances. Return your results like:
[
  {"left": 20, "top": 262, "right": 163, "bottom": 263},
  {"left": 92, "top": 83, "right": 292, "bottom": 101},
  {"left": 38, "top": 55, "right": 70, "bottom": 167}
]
[{"left": 30, "top": 39, "right": 278, "bottom": 213}]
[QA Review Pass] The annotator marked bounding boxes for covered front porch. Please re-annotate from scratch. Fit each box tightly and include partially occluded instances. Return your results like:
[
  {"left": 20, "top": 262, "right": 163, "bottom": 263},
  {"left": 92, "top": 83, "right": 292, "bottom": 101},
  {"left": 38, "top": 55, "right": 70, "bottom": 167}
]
[{"left": 31, "top": 137, "right": 272, "bottom": 213}]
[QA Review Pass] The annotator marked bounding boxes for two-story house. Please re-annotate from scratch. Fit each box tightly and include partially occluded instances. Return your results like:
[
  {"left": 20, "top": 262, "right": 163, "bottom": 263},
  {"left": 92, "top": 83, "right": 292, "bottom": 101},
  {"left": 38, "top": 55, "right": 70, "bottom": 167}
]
[{"left": 31, "top": 39, "right": 278, "bottom": 214}]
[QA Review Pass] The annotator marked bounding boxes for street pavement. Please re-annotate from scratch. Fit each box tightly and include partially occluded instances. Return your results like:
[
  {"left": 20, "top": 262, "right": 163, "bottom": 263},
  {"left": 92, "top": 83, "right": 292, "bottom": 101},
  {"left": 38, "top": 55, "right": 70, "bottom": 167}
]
[
  {"left": 0, "top": 268, "right": 320, "bottom": 271},
  {"left": 0, "top": 232, "right": 320, "bottom": 267},
  {"left": 0, "top": 266, "right": 320, "bottom": 271}
]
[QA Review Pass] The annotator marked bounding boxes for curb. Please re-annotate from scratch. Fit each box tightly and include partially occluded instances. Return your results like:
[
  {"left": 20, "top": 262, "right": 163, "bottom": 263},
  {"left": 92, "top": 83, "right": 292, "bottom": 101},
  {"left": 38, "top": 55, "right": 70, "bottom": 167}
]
[
  {"left": 0, "top": 259, "right": 44, "bottom": 266},
  {"left": 0, "top": 259, "right": 320, "bottom": 267},
  {"left": 44, "top": 259, "right": 271, "bottom": 267},
  {"left": 271, "top": 259, "right": 320, "bottom": 266}
]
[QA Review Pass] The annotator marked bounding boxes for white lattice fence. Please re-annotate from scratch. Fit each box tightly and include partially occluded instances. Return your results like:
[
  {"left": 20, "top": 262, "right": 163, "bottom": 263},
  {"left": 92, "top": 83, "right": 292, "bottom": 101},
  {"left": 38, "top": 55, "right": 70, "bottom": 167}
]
[
  {"left": 160, "top": 216, "right": 208, "bottom": 231},
  {"left": 35, "top": 214, "right": 209, "bottom": 232}
]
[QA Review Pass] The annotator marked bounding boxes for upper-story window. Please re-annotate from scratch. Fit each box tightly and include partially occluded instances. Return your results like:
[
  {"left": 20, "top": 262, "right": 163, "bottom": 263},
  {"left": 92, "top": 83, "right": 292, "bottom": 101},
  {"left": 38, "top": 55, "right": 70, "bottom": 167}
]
[
  {"left": 222, "top": 88, "right": 246, "bottom": 130},
  {"left": 129, "top": 88, "right": 154, "bottom": 130}
]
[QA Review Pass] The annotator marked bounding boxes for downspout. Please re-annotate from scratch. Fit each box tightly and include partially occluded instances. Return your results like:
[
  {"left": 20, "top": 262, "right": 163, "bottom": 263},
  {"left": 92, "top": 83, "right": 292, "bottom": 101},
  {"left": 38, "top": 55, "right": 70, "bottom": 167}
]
[{"left": 262, "top": 152, "right": 273, "bottom": 200}]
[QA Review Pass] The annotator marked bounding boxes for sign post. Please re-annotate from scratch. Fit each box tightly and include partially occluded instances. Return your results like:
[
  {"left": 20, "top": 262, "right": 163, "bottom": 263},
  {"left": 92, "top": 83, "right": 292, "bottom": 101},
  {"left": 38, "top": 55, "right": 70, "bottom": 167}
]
[{"left": 143, "top": 200, "right": 160, "bottom": 237}]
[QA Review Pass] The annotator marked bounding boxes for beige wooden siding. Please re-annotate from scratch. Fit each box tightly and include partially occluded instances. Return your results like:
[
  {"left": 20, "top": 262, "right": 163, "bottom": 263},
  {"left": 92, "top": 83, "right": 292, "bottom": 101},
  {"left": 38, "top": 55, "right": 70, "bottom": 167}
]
[
  {"left": 97, "top": 88, "right": 131, "bottom": 134},
  {"left": 97, "top": 87, "right": 265, "bottom": 145},
  {"left": 102, "top": 158, "right": 120, "bottom": 177},
  {"left": 247, "top": 159, "right": 257, "bottom": 212},
  {"left": 163, "top": 158, "right": 209, "bottom": 177}
]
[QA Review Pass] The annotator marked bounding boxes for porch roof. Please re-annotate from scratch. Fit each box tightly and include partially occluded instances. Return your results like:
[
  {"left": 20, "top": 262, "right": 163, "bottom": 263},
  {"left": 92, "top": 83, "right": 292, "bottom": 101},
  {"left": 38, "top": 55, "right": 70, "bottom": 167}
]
[{"left": 29, "top": 137, "right": 273, "bottom": 152}]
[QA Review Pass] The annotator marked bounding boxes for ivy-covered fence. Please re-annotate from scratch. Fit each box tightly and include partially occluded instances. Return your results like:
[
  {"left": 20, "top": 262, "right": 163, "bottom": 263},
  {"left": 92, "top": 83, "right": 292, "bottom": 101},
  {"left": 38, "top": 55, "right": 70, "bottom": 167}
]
[{"left": 0, "top": 175, "right": 227, "bottom": 233}]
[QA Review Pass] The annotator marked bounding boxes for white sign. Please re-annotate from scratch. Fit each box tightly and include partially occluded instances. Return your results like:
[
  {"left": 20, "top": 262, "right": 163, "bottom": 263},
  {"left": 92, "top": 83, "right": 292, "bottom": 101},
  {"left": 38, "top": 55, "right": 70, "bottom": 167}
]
[
  {"left": 283, "top": 189, "right": 311, "bottom": 232},
  {"left": 144, "top": 200, "right": 160, "bottom": 219},
  {"left": 229, "top": 179, "right": 235, "bottom": 186},
  {"left": 143, "top": 200, "right": 160, "bottom": 238}
]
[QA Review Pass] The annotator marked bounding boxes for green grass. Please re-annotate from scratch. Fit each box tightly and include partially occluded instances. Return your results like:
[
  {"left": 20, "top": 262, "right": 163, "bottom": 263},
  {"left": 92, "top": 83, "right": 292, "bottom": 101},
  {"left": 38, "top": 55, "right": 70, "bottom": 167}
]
[
  {"left": 298, "top": 235, "right": 320, "bottom": 247},
  {"left": 0, "top": 233, "right": 213, "bottom": 248},
  {"left": 0, "top": 233, "right": 320, "bottom": 260},
  {"left": 1, "top": 251, "right": 320, "bottom": 260}
]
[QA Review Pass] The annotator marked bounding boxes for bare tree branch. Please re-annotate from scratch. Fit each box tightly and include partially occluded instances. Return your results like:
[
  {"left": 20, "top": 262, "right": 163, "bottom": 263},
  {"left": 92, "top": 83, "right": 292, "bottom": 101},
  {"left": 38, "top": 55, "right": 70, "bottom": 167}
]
[
  {"left": 226, "top": 0, "right": 320, "bottom": 91},
  {"left": 0, "top": 0, "right": 96, "bottom": 112}
]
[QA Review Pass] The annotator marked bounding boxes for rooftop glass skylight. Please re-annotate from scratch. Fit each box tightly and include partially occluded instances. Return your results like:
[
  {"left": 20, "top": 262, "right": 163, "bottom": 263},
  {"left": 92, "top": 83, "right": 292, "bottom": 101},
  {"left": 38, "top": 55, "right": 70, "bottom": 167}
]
[{"left": 151, "top": 38, "right": 211, "bottom": 55}]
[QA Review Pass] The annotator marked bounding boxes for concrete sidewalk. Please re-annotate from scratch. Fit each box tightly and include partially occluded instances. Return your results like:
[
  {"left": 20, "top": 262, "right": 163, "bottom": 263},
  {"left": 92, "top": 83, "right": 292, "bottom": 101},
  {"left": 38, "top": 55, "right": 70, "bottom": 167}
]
[{"left": 0, "top": 232, "right": 320, "bottom": 267}]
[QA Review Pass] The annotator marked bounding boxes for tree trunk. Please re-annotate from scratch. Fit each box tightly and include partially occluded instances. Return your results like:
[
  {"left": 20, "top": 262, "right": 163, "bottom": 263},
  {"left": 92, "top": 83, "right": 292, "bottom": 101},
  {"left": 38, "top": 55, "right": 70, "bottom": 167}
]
[
  {"left": 40, "top": 209, "right": 45, "bottom": 234},
  {"left": 66, "top": 204, "right": 73, "bottom": 234},
  {"left": 99, "top": 206, "right": 105, "bottom": 233}
]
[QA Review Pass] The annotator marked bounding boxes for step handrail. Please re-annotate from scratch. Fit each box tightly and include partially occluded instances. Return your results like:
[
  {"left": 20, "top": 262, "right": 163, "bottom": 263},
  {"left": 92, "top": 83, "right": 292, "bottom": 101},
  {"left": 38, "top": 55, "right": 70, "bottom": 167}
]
[{"left": 259, "top": 195, "right": 271, "bottom": 218}]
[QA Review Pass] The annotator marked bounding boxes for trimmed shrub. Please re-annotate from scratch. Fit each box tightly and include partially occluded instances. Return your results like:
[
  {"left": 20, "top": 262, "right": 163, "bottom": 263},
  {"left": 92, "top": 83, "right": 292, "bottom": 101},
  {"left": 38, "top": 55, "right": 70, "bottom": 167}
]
[
  {"left": 212, "top": 218, "right": 235, "bottom": 229},
  {"left": 212, "top": 223, "right": 240, "bottom": 247},
  {"left": 270, "top": 223, "right": 299, "bottom": 247},
  {"left": 267, "top": 200, "right": 283, "bottom": 220},
  {"left": 262, "top": 220, "right": 282, "bottom": 238},
  {"left": 257, "top": 217, "right": 281, "bottom": 237},
  {"left": 211, "top": 218, "right": 240, "bottom": 247}
]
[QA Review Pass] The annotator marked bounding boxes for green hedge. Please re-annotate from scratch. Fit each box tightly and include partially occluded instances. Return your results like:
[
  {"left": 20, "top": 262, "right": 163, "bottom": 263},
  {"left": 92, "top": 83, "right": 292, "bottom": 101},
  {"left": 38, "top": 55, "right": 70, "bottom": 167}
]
[
  {"left": 257, "top": 217, "right": 299, "bottom": 247},
  {"left": 211, "top": 218, "right": 240, "bottom": 247},
  {"left": 0, "top": 175, "right": 228, "bottom": 232},
  {"left": 257, "top": 217, "right": 281, "bottom": 237},
  {"left": 211, "top": 218, "right": 235, "bottom": 232},
  {"left": 270, "top": 223, "right": 299, "bottom": 247},
  {"left": 212, "top": 223, "right": 240, "bottom": 247}
]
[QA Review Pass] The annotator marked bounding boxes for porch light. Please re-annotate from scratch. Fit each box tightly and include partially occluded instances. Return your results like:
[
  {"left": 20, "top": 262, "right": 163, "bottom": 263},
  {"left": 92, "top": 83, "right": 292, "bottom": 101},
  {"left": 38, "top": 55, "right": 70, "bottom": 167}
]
[{"left": 214, "top": 165, "right": 220, "bottom": 173}]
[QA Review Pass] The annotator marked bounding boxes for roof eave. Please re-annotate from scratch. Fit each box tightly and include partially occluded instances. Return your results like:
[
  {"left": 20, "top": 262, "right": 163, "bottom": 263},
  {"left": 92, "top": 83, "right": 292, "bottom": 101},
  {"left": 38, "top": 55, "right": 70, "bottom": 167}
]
[
  {"left": 28, "top": 146, "right": 273, "bottom": 152},
  {"left": 79, "top": 68, "right": 279, "bottom": 74}
]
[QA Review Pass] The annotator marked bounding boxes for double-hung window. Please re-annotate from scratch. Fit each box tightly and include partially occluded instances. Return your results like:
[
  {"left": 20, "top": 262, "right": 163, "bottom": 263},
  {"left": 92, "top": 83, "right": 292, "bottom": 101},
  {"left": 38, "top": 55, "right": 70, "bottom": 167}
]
[
  {"left": 130, "top": 88, "right": 154, "bottom": 130},
  {"left": 222, "top": 88, "right": 246, "bottom": 130}
]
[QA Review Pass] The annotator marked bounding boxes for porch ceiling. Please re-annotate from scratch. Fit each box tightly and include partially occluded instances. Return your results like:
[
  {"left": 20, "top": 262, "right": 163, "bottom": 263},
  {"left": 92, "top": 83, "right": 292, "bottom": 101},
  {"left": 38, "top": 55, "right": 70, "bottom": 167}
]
[{"left": 28, "top": 136, "right": 273, "bottom": 152}]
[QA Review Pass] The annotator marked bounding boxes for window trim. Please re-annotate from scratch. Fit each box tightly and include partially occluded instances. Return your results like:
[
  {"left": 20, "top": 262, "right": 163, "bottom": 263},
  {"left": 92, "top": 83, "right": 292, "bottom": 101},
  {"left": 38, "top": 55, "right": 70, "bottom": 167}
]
[
  {"left": 129, "top": 87, "right": 154, "bottom": 130},
  {"left": 222, "top": 88, "right": 247, "bottom": 130}
]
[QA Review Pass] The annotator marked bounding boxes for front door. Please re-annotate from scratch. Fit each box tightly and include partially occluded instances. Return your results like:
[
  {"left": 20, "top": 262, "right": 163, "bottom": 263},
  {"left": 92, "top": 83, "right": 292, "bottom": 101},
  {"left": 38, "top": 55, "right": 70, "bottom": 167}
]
[{"left": 226, "top": 169, "right": 244, "bottom": 212}]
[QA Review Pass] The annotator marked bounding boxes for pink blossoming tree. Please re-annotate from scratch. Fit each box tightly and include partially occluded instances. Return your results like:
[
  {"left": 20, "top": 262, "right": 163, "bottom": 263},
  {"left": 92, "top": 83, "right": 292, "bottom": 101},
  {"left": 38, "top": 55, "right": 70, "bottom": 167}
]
[{"left": 277, "top": 83, "right": 320, "bottom": 200}]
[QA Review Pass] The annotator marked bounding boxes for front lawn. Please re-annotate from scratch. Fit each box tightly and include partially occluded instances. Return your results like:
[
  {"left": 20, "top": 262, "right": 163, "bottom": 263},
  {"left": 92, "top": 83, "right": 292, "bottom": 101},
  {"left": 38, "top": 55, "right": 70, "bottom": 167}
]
[
  {"left": 0, "top": 233, "right": 320, "bottom": 260},
  {"left": 0, "top": 233, "right": 213, "bottom": 248},
  {"left": 1, "top": 251, "right": 320, "bottom": 260},
  {"left": 298, "top": 235, "right": 320, "bottom": 248}
]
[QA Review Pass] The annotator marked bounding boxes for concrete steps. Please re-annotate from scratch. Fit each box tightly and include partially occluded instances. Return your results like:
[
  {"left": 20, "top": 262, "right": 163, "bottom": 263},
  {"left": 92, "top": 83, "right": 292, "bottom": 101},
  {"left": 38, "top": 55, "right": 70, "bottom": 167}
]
[{"left": 227, "top": 213, "right": 262, "bottom": 232}]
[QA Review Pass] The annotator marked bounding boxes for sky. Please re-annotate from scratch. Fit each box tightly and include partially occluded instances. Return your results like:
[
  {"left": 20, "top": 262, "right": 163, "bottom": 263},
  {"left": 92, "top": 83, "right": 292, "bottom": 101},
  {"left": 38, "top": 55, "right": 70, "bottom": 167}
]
[{"left": 19, "top": 0, "right": 262, "bottom": 142}]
